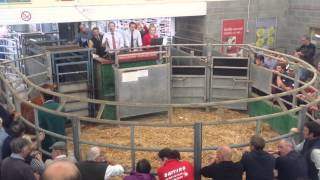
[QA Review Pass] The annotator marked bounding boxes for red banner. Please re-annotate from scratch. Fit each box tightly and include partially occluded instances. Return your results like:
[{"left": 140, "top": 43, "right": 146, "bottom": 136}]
[{"left": 221, "top": 19, "right": 245, "bottom": 55}]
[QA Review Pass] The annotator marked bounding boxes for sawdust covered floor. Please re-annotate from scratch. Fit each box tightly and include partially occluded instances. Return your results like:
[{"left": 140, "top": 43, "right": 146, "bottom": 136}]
[{"left": 68, "top": 108, "right": 279, "bottom": 172}]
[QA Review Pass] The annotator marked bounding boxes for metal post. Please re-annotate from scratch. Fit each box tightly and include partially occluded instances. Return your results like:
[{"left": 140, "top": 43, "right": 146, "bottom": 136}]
[
  {"left": 297, "top": 107, "right": 307, "bottom": 142},
  {"left": 206, "top": 43, "right": 213, "bottom": 112},
  {"left": 168, "top": 44, "right": 173, "bottom": 123},
  {"left": 130, "top": 126, "right": 136, "bottom": 171},
  {"left": 72, "top": 118, "right": 81, "bottom": 161},
  {"left": 255, "top": 118, "right": 261, "bottom": 135},
  {"left": 292, "top": 65, "right": 300, "bottom": 107},
  {"left": 33, "top": 109, "right": 41, "bottom": 148},
  {"left": 194, "top": 123, "right": 202, "bottom": 180}
]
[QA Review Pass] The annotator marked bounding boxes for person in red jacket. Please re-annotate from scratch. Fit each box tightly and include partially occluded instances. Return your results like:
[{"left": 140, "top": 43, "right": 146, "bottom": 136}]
[
  {"left": 157, "top": 148, "right": 194, "bottom": 180},
  {"left": 142, "top": 25, "right": 158, "bottom": 47}
]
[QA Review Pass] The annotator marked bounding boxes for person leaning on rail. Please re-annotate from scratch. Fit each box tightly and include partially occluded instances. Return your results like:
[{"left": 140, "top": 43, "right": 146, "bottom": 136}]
[
  {"left": 271, "top": 139, "right": 308, "bottom": 180},
  {"left": 240, "top": 135, "right": 275, "bottom": 180},
  {"left": 201, "top": 146, "right": 243, "bottom": 180},
  {"left": 292, "top": 121, "right": 320, "bottom": 180},
  {"left": 76, "top": 146, "right": 124, "bottom": 180}
]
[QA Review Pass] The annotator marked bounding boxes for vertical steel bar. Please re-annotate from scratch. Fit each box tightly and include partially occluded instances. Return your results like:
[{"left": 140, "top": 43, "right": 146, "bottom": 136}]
[
  {"left": 130, "top": 126, "right": 136, "bottom": 171},
  {"left": 255, "top": 118, "right": 261, "bottom": 135},
  {"left": 167, "top": 45, "right": 173, "bottom": 123},
  {"left": 33, "top": 109, "right": 41, "bottom": 148},
  {"left": 292, "top": 65, "right": 300, "bottom": 107},
  {"left": 297, "top": 107, "right": 307, "bottom": 142},
  {"left": 206, "top": 43, "right": 213, "bottom": 111},
  {"left": 194, "top": 123, "right": 202, "bottom": 180},
  {"left": 72, "top": 118, "right": 81, "bottom": 161}
]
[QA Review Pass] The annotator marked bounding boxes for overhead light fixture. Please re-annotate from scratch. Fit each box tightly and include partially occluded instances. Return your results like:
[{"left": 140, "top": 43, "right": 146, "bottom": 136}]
[{"left": 315, "top": 33, "right": 320, "bottom": 39}]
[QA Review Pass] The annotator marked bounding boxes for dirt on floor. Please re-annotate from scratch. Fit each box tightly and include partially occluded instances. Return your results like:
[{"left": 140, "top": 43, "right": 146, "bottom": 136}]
[{"left": 67, "top": 108, "right": 279, "bottom": 176}]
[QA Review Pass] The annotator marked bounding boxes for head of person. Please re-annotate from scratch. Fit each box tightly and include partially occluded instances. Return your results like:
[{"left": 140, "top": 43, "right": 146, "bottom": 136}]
[
  {"left": 86, "top": 146, "right": 103, "bottom": 162},
  {"left": 10, "top": 137, "right": 32, "bottom": 158},
  {"left": 149, "top": 25, "right": 156, "bottom": 36},
  {"left": 277, "top": 139, "right": 294, "bottom": 157},
  {"left": 92, "top": 27, "right": 100, "bottom": 37},
  {"left": 216, "top": 146, "right": 232, "bottom": 162},
  {"left": 41, "top": 83, "right": 55, "bottom": 102},
  {"left": 255, "top": 55, "right": 265, "bottom": 66},
  {"left": 301, "top": 35, "right": 311, "bottom": 46},
  {"left": 136, "top": 23, "right": 143, "bottom": 31},
  {"left": 50, "top": 141, "right": 67, "bottom": 160},
  {"left": 10, "top": 120, "right": 26, "bottom": 138},
  {"left": 249, "top": 135, "right": 266, "bottom": 151},
  {"left": 303, "top": 121, "right": 320, "bottom": 140},
  {"left": 136, "top": 159, "right": 151, "bottom": 174},
  {"left": 275, "top": 63, "right": 286, "bottom": 73},
  {"left": 129, "top": 22, "right": 136, "bottom": 32},
  {"left": 170, "top": 149, "right": 181, "bottom": 160},
  {"left": 79, "top": 24, "right": 86, "bottom": 33},
  {"left": 43, "top": 160, "right": 81, "bottom": 180},
  {"left": 158, "top": 148, "right": 172, "bottom": 163},
  {"left": 108, "top": 21, "right": 116, "bottom": 33},
  {"left": 287, "top": 66, "right": 296, "bottom": 77}
]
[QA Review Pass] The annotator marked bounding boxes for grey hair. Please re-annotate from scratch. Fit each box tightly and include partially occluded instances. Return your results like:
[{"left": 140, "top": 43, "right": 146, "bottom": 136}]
[
  {"left": 86, "top": 146, "right": 101, "bottom": 161},
  {"left": 10, "top": 137, "right": 31, "bottom": 154}
]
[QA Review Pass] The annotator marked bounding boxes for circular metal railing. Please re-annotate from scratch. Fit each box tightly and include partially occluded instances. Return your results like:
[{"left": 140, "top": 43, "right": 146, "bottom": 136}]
[{"left": 0, "top": 43, "right": 319, "bottom": 179}]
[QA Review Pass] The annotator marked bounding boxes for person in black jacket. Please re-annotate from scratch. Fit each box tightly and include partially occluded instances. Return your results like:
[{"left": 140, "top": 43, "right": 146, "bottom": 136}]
[
  {"left": 2, "top": 120, "right": 25, "bottom": 159},
  {"left": 240, "top": 135, "right": 275, "bottom": 180},
  {"left": 201, "top": 146, "right": 243, "bottom": 180},
  {"left": 275, "top": 139, "right": 308, "bottom": 180},
  {"left": 88, "top": 27, "right": 105, "bottom": 57}
]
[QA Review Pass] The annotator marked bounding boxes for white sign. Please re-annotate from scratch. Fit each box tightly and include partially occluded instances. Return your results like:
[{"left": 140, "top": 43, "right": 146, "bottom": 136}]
[{"left": 122, "top": 69, "right": 149, "bottom": 82}]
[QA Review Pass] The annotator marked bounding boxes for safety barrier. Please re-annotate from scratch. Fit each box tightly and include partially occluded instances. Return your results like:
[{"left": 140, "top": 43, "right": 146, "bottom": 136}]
[{"left": 0, "top": 43, "right": 319, "bottom": 179}]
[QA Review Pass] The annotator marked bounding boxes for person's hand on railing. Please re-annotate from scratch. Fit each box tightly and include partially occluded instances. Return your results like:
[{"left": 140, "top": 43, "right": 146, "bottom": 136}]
[{"left": 290, "top": 128, "right": 299, "bottom": 134}]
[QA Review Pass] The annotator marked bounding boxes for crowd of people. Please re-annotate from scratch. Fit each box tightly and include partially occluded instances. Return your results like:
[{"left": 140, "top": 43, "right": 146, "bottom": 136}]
[
  {"left": 73, "top": 21, "right": 161, "bottom": 59},
  {"left": 0, "top": 98, "right": 319, "bottom": 180},
  {"left": 253, "top": 35, "right": 319, "bottom": 115}
]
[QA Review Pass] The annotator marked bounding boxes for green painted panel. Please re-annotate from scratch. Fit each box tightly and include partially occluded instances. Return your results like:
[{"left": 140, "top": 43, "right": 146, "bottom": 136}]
[
  {"left": 248, "top": 101, "right": 298, "bottom": 134},
  {"left": 95, "top": 59, "right": 157, "bottom": 120}
]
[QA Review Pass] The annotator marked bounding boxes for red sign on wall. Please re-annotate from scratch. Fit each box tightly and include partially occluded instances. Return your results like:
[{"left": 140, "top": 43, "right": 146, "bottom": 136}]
[{"left": 221, "top": 19, "right": 245, "bottom": 55}]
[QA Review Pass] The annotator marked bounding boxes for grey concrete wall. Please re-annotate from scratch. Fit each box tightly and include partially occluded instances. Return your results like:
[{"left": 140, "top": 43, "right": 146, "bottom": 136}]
[
  {"left": 174, "top": 0, "right": 320, "bottom": 53},
  {"left": 175, "top": 0, "right": 290, "bottom": 51},
  {"left": 287, "top": 0, "right": 320, "bottom": 52}
]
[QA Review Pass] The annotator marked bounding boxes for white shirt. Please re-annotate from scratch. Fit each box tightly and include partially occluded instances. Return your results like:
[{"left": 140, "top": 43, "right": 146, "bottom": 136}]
[
  {"left": 102, "top": 31, "right": 124, "bottom": 52},
  {"left": 125, "top": 29, "right": 142, "bottom": 49},
  {"left": 104, "top": 164, "right": 124, "bottom": 180}
]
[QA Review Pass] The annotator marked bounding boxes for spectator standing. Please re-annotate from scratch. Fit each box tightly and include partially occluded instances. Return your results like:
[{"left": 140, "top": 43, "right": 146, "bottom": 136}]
[
  {"left": 102, "top": 21, "right": 124, "bottom": 54},
  {"left": 43, "top": 160, "right": 81, "bottom": 180},
  {"left": 76, "top": 146, "right": 124, "bottom": 180},
  {"left": 275, "top": 139, "right": 308, "bottom": 180},
  {"left": 157, "top": 148, "right": 194, "bottom": 180},
  {"left": 0, "top": 118, "right": 8, "bottom": 158},
  {"left": 294, "top": 35, "right": 316, "bottom": 81},
  {"left": 45, "top": 141, "right": 74, "bottom": 166},
  {"left": 2, "top": 120, "right": 25, "bottom": 159},
  {"left": 124, "top": 159, "right": 155, "bottom": 180},
  {"left": 143, "top": 25, "right": 159, "bottom": 46},
  {"left": 295, "top": 121, "right": 320, "bottom": 180},
  {"left": 240, "top": 135, "right": 275, "bottom": 180},
  {"left": 201, "top": 146, "right": 243, "bottom": 180},
  {"left": 1, "top": 137, "right": 37, "bottom": 180},
  {"left": 88, "top": 27, "right": 105, "bottom": 57},
  {"left": 125, "top": 22, "right": 143, "bottom": 51},
  {"left": 38, "top": 84, "right": 67, "bottom": 160},
  {"left": 73, "top": 23, "right": 93, "bottom": 48}
]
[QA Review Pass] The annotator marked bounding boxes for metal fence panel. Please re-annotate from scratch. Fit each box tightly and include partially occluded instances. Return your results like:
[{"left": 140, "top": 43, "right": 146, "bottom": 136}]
[
  {"left": 115, "top": 64, "right": 170, "bottom": 118},
  {"left": 250, "top": 64, "right": 273, "bottom": 94}
]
